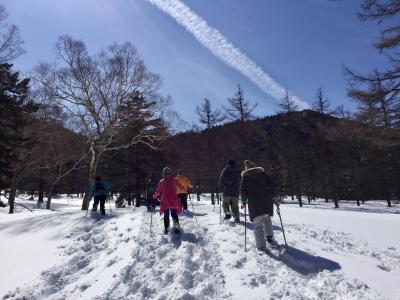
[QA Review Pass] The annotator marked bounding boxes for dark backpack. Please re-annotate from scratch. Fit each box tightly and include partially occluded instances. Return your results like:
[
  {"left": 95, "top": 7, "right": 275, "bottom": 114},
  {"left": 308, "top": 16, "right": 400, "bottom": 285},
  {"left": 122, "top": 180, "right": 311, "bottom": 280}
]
[{"left": 95, "top": 182, "right": 105, "bottom": 192}]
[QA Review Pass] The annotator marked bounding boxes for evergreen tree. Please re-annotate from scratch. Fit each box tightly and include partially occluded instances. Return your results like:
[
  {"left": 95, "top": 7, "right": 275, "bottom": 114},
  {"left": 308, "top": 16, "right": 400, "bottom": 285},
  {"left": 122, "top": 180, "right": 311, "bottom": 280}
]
[
  {"left": 312, "top": 87, "right": 330, "bottom": 115},
  {"left": 196, "top": 98, "right": 223, "bottom": 205},
  {"left": 278, "top": 89, "right": 299, "bottom": 114},
  {"left": 224, "top": 84, "right": 257, "bottom": 123},
  {"left": 0, "top": 64, "right": 30, "bottom": 188},
  {"left": 224, "top": 84, "right": 257, "bottom": 157},
  {"left": 0, "top": 64, "right": 39, "bottom": 213},
  {"left": 346, "top": 0, "right": 400, "bottom": 128}
]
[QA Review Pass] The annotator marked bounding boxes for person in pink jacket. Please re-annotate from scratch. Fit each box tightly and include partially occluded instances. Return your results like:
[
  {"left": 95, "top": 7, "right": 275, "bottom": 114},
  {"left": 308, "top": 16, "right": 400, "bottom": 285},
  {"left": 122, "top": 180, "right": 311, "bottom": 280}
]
[{"left": 153, "top": 167, "right": 186, "bottom": 234}]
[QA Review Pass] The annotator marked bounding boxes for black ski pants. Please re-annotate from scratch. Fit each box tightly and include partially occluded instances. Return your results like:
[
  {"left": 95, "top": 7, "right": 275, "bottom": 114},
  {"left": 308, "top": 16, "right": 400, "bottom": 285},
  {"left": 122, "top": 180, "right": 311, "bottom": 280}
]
[
  {"left": 93, "top": 195, "right": 107, "bottom": 215},
  {"left": 164, "top": 209, "right": 179, "bottom": 229},
  {"left": 178, "top": 193, "right": 188, "bottom": 210}
]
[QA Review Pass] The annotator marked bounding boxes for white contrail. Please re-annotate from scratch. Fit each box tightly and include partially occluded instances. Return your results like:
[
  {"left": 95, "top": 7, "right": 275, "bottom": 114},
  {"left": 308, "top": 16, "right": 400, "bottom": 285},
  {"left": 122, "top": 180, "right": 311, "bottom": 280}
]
[{"left": 146, "top": 0, "right": 309, "bottom": 108}]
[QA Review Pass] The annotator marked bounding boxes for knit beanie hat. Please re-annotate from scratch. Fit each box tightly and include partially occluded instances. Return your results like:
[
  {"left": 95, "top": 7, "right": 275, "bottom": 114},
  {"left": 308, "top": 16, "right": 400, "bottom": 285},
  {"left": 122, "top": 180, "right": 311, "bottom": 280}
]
[
  {"left": 162, "top": 167, "right": 172, "bottom": 176},
  {"left": 244, "top": 160, "right": 256, "bottom": 170}
]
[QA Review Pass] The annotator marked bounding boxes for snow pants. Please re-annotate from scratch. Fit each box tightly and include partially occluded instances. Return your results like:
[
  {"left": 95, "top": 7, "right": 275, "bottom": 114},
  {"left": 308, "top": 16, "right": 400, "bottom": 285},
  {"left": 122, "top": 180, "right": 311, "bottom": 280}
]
[
  {"left": 164, "top": 209, "right": 179, "bottom": 229},
  {"left": 223, "top": 196, "right": 240, "bottom": 222},
  {"left": 178, "top": 193, "right": 188, "bottom": 210},
  {"left": 93, "top": 195, "right": 106, "bottom": 215},
  {"left": 146, "top": 194, "right": 155, "bottom": 212},
  {"left": 253, "top": 214, "right": 274, "bottom": 249}
]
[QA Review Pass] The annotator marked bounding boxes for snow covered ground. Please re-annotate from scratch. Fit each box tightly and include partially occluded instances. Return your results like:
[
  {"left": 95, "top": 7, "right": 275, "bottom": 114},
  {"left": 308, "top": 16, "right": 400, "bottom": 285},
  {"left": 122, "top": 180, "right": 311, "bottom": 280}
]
[{"left": 1, "top": 195, "right": 399, "bottom": 300}]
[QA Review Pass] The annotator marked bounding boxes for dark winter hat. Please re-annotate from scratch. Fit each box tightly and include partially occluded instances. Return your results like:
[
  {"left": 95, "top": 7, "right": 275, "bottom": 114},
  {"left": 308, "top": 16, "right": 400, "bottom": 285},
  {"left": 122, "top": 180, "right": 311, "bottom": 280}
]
[
  {"left": 244, "top": 160, "right": 256, "bottom": 170},
  {"left": 227, "top": 159, "right": 236, "bottom": 166},
  {"left": 162, "top": 167, "right": 172, "bottom": 176},
  {"left": 95, "top": 176, "right": 101, "bottom": 182}
]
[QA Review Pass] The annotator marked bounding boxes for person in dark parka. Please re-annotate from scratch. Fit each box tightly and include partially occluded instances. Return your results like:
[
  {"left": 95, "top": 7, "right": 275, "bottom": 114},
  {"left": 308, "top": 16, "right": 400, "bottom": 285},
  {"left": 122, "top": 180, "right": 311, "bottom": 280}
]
[
  {"left": 240, "top": 160, "right": 278, "bottom": 250},
  {"left": 146, "top": 171, "right": 158, "bottom": 212},
  {"left": 219, "top": 159, "right": 241, "bottom": 222},
  {"left": 90, "top": 176, "right": 111, "bottom": 216}
]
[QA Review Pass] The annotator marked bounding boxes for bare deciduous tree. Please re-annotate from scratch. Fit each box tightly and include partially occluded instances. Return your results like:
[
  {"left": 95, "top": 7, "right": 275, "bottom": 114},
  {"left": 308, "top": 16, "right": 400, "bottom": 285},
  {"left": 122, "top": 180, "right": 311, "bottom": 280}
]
[
  {"left": 34, "top": 35, "right": 167, "bottom": 210},
  {"left": 0, "top": 4, "right": 24, "bottom": 63}
]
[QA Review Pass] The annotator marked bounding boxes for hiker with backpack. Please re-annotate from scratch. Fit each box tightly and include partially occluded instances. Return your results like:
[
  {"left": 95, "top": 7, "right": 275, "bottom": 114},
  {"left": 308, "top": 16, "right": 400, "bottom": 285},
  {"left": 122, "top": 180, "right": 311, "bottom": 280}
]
[
  {"left": 175, "top": 169, "right": 193, "bottom": 211},
  {"left": 153, "top": 167, "right": 186, "bottom": 234},
  {"left": 89, "top": 177, "right": 111, "bottom": 216},
  {"left": 219, "top": 159, "right": 241, "bottom": 223},
  {"left": 240, "top": 160, "right": 278, "bottom": 252}
]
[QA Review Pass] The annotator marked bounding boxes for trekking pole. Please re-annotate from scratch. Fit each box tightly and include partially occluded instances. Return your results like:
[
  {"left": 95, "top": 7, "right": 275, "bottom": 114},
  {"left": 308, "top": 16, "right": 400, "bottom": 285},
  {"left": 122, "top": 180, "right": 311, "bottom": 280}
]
[
  {"left": 244, "top": 204, "right": 247, "bottom": 252},
  {"left": 150, "top": 203, "right": 154, "bottom": 235},
  {"left": 108, "top": 197, "right": 113, "bottom": 215},
  {"left": 276, "top": 203, "right": 288, "bottom": 253},
  {"left": 188, "top": 193, "right": 199, "bottom": 226},
  {"left": 213, "top": 195, "right": 216, "bottom": 212}
]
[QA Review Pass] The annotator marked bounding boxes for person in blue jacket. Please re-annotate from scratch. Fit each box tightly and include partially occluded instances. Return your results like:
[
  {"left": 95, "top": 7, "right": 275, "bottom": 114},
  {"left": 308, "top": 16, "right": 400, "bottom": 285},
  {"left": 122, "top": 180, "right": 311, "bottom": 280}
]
[{"left": 90, "top": 176, "right": 111, "bottom": 215}]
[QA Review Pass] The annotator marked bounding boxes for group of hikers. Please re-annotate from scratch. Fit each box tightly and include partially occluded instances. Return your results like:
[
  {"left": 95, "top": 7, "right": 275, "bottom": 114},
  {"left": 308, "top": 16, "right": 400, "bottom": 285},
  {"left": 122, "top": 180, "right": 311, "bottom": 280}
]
[{"left": 89, "top": 158, "right": 279, "bottom": 252}]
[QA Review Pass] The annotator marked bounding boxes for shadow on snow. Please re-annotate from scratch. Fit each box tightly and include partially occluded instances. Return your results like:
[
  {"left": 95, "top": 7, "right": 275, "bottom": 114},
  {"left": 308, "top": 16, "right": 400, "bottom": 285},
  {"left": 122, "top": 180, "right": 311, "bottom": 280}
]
[{"left": 264, "top": 246, "right": 341, "bottom": 276}]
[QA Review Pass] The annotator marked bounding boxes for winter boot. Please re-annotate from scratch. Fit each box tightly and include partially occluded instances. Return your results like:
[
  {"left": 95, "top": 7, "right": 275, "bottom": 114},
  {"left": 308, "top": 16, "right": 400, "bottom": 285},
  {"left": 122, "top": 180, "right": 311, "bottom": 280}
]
[
  {"left": 256, "top": 247, "right": 268, "bottom": 255},
  {"left": 224, "top": 213, "right": 231, "bottom": 220},
  {"left": 267, "top": 236, "right": 278, "bottom": 249},
  {"left": 172, "top": 219, "right": 181, "bottom": 234},
  {"left": 164, "top": 216, "right": 170, "bottom": 234}
]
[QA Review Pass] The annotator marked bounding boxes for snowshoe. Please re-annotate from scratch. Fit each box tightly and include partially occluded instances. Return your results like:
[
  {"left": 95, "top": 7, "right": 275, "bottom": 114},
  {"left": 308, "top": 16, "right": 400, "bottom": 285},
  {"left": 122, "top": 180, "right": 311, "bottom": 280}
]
[
  {"left": 223, "top": 218, "right": 236, "bottom": 227},
  {"left": 267, "top": 236, "right": 279, "bottom": 249},
  {"left": 172, "top": 221, "right": 181, "bottom": 235},
  {"left": 256, "top": 247, "right": 268, "bottom": 256}
]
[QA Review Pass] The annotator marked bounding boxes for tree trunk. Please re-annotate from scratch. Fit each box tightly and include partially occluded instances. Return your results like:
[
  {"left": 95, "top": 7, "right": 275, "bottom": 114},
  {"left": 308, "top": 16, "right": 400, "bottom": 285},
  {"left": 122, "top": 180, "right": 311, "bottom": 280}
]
[
  {"left": 8, "top": 174, "right": 18, "bottom": 214},
  {"left": 38, "top": 177, "right": 44, "bottom": 204},
  {"left": 386, "top": 194, "right": 392, "bottom": 207},
  {"left": 297, "top": 194, "right": 303, "bottom": 207},
  {"left": 46, "top": 185, "right": 54, "bottom": 209},
  {"left": 333, "top": 198, "right": 339, "bottom": 209},
  {"left": 82, "top": 148, "right": 99, "bottom": 210}
]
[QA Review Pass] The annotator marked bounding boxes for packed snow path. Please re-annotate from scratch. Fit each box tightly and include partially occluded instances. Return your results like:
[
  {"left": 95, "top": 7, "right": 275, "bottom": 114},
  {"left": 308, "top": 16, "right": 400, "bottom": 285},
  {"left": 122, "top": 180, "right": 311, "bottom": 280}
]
[{"left": 1, "top": 196, "right": 399, "bottom": 299}]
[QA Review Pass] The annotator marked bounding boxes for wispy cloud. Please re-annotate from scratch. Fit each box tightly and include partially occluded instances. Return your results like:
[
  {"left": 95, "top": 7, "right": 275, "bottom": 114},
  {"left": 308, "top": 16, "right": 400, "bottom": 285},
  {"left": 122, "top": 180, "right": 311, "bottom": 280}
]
[{"left": 146, "top": 0, "right": 309, "bottom": 108}]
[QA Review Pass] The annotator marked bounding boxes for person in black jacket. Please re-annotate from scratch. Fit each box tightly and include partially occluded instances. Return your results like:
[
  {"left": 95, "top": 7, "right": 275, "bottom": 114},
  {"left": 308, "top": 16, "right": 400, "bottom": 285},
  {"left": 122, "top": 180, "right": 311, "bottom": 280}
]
[
  {"left": 146, "top": 171, "right": 158, "bottom": 212},
  {"left": 219, "top": 159, "right": 241, "bottom": 222},
  {"left": 240, "top": 160, "right": 278, "bottom": 250}
]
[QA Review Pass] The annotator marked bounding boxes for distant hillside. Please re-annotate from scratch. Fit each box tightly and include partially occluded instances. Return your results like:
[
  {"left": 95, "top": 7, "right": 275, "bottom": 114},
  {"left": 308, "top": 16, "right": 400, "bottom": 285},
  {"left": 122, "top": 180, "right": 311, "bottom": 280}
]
[{"left": 167, "top": 110, "right": 400, "bottom": 207}]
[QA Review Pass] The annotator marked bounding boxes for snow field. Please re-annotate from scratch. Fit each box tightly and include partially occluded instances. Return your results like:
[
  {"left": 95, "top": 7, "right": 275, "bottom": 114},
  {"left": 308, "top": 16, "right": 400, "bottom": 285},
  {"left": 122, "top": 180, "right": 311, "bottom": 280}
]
[{"left": 1, "top": 195, "right": 399, "bottom": 300}]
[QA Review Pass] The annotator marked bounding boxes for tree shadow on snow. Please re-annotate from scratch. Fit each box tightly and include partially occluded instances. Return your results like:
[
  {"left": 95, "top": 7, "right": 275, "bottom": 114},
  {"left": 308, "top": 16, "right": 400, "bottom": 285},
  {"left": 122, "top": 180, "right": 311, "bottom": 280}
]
[
  {"left": 264, "top": 246, "right": 341, "bottom": 276},
  {"left": 181, "top": 210, "right": 207, "bottom": 218},
  {"left": 0, "top": 211, "right": 116, "bottom": 239}
]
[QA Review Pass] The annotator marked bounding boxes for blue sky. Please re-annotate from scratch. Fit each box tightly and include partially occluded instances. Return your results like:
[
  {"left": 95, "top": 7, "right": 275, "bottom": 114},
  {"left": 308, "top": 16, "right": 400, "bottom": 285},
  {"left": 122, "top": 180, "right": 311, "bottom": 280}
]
[{"left": 3, "top": 0, "right": 388, "bottom": 125}]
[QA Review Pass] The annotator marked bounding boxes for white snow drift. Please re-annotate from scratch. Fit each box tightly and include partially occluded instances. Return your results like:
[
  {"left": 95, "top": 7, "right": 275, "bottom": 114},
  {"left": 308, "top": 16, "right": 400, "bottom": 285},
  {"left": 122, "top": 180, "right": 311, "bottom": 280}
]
[{"left": 1, "top": 195, "right": 399, "bottom": 299}]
